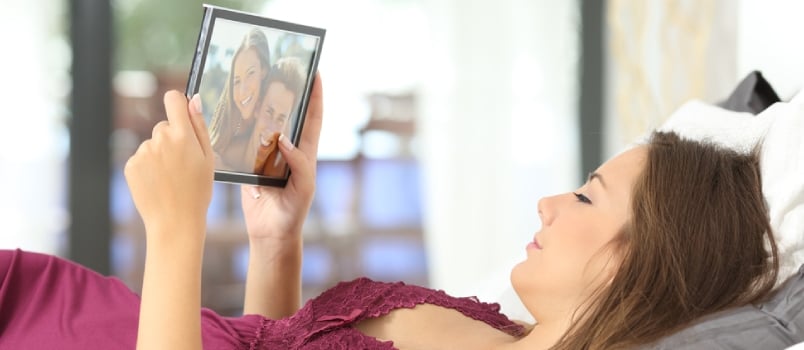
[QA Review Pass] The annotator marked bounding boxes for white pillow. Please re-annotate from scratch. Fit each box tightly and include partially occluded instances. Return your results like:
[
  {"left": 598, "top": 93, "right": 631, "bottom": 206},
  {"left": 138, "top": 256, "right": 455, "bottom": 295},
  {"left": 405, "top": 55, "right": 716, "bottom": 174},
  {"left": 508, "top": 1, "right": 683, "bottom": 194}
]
[
  {"left": 659, "top": 93, "right": 804, "bottom": 281},
  {"left": 788, "top": 341, "right": 804, "bottom": 350},
  {"left": 758, "top": 92, "right": 804, "bottom": 281},
  {"left": 656, "top": 100, "right": 774, "bottom": 153}
]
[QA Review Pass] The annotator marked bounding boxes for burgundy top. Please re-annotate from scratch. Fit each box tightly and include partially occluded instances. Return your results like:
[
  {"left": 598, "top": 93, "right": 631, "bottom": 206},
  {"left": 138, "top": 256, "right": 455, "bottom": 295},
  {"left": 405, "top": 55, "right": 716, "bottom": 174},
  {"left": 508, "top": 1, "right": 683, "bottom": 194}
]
[{"left": 0, "top": 249, "right": 524, "bottom": 349}]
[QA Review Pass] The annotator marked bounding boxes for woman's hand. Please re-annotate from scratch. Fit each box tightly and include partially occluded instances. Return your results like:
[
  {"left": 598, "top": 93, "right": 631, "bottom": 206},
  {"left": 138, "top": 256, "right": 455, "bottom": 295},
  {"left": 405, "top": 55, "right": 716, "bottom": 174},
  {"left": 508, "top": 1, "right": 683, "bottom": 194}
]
[
  {"left": 131, "top": 92, "right": 212, "bottom": 350},
  {"left": 240, "top": 73, "right": 323, "bottom": 243},
  {"left": 241, "top": 73, "right": 323, "bottom": 318},
  {"left": 125, "top": 91, "right": 214, "bottom": 240}
]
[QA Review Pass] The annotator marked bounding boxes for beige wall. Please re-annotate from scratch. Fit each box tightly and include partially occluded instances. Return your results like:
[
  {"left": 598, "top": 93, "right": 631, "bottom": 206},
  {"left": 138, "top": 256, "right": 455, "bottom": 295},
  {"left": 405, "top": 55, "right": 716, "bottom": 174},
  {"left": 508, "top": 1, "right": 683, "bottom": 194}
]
[{"left": 604, "top": 0, "right": 738, "bottom": 157}]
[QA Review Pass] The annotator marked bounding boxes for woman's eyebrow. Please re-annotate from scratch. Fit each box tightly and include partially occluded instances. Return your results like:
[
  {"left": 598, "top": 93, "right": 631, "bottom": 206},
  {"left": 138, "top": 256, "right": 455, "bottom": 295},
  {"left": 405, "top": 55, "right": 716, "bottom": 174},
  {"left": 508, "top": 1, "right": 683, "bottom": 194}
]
[{"left": 588, "top": 172, "right": 607, "bottom": 189}]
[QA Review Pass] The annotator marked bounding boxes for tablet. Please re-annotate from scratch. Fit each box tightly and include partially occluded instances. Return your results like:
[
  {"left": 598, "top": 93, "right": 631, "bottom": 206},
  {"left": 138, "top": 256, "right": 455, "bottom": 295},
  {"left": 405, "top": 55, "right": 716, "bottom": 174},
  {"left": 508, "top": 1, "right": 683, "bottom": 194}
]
[{"left": 186, "top": 4, "right": 325, "bottom": 187}]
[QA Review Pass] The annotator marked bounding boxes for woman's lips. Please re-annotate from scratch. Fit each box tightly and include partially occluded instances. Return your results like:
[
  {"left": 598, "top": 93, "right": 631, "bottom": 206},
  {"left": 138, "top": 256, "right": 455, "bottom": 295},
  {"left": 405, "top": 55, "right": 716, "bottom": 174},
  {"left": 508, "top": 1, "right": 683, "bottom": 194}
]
[
  {"left": 526, "top": 238, "right": 543, "bottom": 251},
  {"left": 241, "top": 94, "right": 253, "bottom": 106}
]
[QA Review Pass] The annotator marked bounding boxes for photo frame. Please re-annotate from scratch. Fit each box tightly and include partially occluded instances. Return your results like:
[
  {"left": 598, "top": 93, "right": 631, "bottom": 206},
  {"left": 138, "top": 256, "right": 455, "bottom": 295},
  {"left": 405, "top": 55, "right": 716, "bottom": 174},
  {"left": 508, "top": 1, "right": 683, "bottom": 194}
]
[{"left": 186, "top": 4, "right": 325, "bottom": 187}]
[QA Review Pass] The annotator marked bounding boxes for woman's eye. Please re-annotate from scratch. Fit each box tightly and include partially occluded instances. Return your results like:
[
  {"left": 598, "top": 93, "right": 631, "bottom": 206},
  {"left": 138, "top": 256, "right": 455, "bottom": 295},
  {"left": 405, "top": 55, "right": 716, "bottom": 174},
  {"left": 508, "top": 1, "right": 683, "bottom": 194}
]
[{"left": 573, "top": 192, "right": 592, "bottom": 204}]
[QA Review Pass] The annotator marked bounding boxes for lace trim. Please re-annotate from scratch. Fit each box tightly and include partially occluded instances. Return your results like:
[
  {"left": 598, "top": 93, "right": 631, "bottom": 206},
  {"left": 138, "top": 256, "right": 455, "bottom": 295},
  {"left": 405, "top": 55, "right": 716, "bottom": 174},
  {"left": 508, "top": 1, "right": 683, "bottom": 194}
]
[
  {"left": 249, "top": 278, "right": 525, "bottom": 349},
  {"left": 248, "top": 316, "right": 268, "bottom": 350},
  {"left": 303, "top": 278, "right": 525, "bottom": 344}
]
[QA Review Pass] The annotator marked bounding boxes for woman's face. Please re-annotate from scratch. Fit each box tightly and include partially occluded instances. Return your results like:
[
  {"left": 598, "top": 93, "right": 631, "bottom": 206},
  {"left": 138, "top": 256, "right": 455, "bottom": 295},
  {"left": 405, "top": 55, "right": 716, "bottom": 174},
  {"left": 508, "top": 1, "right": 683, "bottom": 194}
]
[
  {"left": 511, "top": 146, "right": 647, "bottom": 315},
  {"left": 231, "top": 48, "right": 265, "bottom": 120}
]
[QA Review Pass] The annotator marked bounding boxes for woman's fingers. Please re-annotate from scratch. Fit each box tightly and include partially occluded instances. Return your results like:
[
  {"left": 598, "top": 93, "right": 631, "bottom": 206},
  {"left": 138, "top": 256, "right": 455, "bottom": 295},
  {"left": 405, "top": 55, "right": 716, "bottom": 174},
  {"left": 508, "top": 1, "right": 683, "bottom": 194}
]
[
  {"left": 159, "top": 91, "right": 212, "bottom": 161},
  {"left": 243, "top": 185, "right": 262, "bottom": 200},
  {"left": 187, "top": 94, "right": 213, "bottom": 158},
  {"left": 163, "top": 90, "right": 195, "bottom": 136},
  {"left": 151, "top": 120, "right": 169, "bottom": 141},
  {"left": 297, "top": 72, "right": 323, "bottom": 159},
  {"left": 277, "top": 134, "right": 310, "bottom": 182},
  {"left": 124, "top": 91, "right": 214, "bottom": 231}
]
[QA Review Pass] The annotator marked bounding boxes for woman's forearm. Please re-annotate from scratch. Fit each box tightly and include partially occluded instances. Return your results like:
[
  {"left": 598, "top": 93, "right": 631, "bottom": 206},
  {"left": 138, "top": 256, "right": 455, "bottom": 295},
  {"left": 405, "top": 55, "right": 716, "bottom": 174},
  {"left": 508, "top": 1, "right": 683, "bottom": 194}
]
[
  {"left": 243, "top": 235, "right": 302, "bottom": 319},
  {"left": 137, "top": 222, "right": 206, "bottom": 350}
]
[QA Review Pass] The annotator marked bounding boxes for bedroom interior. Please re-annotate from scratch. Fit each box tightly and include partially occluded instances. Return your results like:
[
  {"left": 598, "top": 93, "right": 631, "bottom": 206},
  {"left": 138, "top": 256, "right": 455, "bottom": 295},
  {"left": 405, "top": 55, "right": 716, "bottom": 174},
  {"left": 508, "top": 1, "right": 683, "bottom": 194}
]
[{"left": 1, "top": 0, "right": 803, "bottom": 348}]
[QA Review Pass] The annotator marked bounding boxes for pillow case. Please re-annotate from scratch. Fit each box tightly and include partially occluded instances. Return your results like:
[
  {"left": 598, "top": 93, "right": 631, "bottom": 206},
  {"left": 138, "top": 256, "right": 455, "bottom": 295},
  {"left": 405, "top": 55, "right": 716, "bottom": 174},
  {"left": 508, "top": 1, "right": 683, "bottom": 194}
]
[
  {"left": 655, "top": 99, "right": 772, "bottom": 153},
  {"left": 644, "top": 265, "right": 804, "bottom": 349},
  {"left": 758, "top": 92, "right": 804, "bottom": 282}
]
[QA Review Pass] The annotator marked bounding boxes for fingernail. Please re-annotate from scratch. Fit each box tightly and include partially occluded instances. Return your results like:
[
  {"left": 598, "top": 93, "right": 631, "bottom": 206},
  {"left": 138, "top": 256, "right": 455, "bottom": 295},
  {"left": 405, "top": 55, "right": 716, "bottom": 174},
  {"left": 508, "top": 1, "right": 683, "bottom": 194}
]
[
  {"left": 250, "top": 186, "right": 261, "bottom": 199},
  {"left": 279, "top": 134, "right": 294, "bottom": 150},
  {"left": 191, "top": 94, "right": 203, "bottom": 114}
]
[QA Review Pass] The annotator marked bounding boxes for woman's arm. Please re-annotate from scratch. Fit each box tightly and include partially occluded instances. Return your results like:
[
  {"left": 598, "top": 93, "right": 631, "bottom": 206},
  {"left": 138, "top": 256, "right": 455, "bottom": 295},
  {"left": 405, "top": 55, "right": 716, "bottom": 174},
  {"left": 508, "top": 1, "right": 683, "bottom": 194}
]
[
  {"left": 126, "top": 92, "right": 214, "bottom": 350},
  {"left": 241, "top": 73, "right": 323, "bottom": 319},
  {"left": 137, "top": 222, "right": 205, "bottom": 350},
  {"left": 243, "top": 233, "right": 303, "bottom": 319}
]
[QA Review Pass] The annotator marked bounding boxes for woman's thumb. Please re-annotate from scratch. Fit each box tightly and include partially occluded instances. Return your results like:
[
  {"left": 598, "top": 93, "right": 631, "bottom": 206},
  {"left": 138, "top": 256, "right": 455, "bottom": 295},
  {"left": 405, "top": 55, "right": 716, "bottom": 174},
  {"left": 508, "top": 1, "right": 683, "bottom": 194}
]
[
  {"left": 278, "top": 134, "right": 305, "bottom": 175},
  {"left": 187, "top": 94, "right": 213, "bottom": 157},
  {"left": 190, "top": 94, "right": 203, "bottom": 116}
]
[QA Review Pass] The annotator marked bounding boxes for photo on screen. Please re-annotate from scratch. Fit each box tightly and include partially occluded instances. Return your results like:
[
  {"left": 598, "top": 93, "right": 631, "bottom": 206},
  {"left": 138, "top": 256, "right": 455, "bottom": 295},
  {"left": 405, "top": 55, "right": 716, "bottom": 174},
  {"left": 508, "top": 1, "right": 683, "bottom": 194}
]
[{"left": 186, "top": 5, "right": 325, "bottom": 187}]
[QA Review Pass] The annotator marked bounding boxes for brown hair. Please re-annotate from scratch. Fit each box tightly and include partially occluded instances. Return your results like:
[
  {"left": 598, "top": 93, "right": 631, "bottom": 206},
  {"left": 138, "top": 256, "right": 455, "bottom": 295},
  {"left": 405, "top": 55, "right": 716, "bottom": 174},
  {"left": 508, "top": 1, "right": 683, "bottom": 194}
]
[
  {"left": 266, "top": 57, "right": 306, "bottom": 132},
  {"left": 209, "top": 27, "right": 271, "bottom": 154},
  {"left": 554, "top": 131, "right": 779, "bottom": 349}
]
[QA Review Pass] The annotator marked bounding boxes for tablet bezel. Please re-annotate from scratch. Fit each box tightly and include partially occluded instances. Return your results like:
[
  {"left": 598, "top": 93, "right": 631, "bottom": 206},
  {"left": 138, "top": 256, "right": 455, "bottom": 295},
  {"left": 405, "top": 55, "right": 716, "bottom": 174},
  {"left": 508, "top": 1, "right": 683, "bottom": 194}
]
[{"left": 185, "top": 4, "right": 325, "bottom": 187}]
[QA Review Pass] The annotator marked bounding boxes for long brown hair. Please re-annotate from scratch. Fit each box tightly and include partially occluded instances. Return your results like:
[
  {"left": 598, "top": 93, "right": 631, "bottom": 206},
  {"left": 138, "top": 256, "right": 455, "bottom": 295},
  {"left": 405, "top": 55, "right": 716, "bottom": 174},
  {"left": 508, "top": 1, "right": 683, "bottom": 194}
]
[
  {"left": 554, "top": 131, "right": 779, "bottom": 349},
  {"left": 208, "top": 28, "right": 271, "bottom": 155}
]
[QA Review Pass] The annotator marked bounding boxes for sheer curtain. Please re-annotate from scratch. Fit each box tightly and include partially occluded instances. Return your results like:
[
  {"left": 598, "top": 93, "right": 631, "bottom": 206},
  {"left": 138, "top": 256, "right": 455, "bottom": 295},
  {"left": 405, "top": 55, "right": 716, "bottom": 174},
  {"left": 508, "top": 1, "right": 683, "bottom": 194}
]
[
  {"left": 418, "top": 0, "right": 580, "bottom": 295},
  {"left": 0, "top": 0, "right": 70, "bottom": 254}
]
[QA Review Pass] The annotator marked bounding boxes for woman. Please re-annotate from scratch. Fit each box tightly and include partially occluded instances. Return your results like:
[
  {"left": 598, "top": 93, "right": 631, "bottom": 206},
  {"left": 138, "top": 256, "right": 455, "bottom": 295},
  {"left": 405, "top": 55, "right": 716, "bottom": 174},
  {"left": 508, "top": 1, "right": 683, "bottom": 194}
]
[
  {"left": 208, "top": 27, "right": 271, "bottom": 172},
  {"left": 0, "top": 75, "right": 779, "bottom": 349}
]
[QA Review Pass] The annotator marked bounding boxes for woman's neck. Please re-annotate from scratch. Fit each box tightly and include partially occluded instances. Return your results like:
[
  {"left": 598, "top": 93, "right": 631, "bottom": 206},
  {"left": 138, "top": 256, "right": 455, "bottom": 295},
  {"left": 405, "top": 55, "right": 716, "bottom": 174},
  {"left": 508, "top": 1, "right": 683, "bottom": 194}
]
[
  {"left": 518, "top": 321, "right": 568, "bottom": 349},
  {"left": 494, "top": 303, "right": 578, "bottom": 350}
]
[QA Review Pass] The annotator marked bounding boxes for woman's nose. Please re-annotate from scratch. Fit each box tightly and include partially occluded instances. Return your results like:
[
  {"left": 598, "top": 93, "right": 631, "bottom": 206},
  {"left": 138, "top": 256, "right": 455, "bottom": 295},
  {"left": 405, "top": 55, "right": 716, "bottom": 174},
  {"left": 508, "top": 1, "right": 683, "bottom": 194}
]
[{"left": 537, "top": 195, "right": 559, "bottom": 227}]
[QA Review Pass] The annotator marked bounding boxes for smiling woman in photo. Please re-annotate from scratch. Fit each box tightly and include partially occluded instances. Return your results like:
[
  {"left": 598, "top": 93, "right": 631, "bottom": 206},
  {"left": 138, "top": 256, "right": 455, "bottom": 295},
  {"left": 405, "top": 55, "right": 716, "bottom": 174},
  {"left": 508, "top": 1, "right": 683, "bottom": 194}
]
[{"left": 208, "top": 27, "right": 271, "bottom": 172}]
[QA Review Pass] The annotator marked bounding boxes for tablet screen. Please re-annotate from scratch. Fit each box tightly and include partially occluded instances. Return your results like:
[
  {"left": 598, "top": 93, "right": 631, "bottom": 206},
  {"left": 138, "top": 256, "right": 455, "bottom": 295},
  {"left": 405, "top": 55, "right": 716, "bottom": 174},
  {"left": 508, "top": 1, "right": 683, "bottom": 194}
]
[{"left": 186, "top": 5, "right": 324, "bottom": 187}]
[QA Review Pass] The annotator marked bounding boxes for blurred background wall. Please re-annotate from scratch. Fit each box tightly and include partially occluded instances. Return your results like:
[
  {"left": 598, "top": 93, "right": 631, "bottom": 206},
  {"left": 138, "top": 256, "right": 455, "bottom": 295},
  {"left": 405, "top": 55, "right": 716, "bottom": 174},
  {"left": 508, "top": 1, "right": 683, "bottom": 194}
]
[
  {"left": 1, "top": 0, "right": 803, "bottom": 316},
  {"left": 604, "top": 0, "right": 804, "bottom": 157},
  {"left": 0, "top": 0, "right": 70, "bottom": 255}
]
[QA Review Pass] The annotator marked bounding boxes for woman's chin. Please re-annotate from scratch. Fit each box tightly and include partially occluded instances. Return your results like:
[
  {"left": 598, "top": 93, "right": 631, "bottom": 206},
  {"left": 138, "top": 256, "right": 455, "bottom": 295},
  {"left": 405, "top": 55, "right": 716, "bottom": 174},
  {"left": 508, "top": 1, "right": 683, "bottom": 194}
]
[
  {"left": 237, "top": 106, "right": 254, "bottom": 121},
  {"left": 510, "top": 261, "right": 527, "bottom": 289}
]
